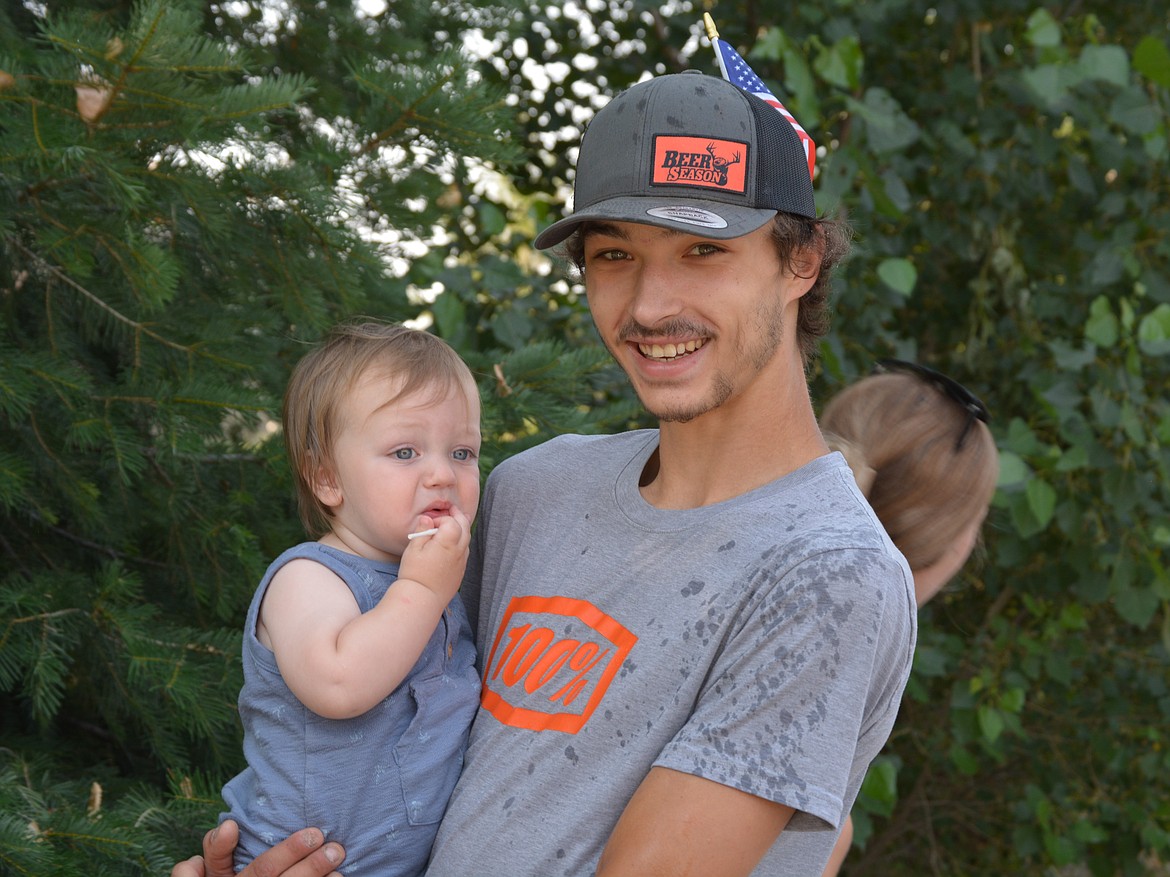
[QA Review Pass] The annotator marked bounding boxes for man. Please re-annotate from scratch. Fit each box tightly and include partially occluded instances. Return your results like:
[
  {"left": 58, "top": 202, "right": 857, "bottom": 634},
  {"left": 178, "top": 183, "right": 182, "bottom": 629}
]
[{"left": 175, "top": 70, "right": 916, "bottom": 877}]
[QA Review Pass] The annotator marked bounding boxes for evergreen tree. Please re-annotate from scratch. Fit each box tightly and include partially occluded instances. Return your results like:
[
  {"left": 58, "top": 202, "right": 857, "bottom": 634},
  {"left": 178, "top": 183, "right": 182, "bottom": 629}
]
[{"left": 0, "top": 1, "right": 632, "bottom": 871}]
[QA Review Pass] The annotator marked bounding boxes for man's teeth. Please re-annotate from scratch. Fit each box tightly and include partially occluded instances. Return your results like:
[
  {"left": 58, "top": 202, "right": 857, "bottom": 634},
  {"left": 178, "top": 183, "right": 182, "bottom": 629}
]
[{"left": 638, "top": 339, "right": 705, "bottom": 360}]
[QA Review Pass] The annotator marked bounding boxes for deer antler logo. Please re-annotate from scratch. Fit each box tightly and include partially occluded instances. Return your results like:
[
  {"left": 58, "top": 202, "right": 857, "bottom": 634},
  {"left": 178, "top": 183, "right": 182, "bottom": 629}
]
[{"left": 706, "top": 143, "right": 742, "bottom": 186}]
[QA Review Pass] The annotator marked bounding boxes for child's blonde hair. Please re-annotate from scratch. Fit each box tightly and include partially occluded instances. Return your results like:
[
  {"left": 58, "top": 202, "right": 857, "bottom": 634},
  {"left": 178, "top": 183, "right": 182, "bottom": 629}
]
[
  {"left": 821, "top": 370, "right": 998, "bottom": 571},
  {"left": 282, "top": 320, "right": 477, "bottom": 537}
]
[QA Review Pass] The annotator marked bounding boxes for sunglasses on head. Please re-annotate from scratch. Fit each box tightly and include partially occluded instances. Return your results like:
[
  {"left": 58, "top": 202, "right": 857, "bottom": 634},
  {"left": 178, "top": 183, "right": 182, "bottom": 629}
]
[{"left": 873, "top": 359, "right": 991, "bottom": 451}]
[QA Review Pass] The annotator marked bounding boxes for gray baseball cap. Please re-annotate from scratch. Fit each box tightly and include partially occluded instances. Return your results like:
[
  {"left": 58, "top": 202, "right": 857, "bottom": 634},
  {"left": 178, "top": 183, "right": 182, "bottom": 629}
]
[{"left": 534, "top": 71, "right": 816, "bottom": 251}]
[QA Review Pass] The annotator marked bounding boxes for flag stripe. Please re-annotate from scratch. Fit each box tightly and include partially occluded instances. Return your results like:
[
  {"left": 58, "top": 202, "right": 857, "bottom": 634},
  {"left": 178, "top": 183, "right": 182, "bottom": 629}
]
[{"left": 712, "top": 37, "right": 816, "bottom": 179}]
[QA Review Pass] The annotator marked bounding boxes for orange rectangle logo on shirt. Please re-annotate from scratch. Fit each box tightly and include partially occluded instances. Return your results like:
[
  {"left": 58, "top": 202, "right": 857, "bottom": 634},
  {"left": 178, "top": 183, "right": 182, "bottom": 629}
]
[
  {"left": 650, "top": 135, "right": 749, "bottom": 194},
  {"left": 480, "top": 595, "right": 637, "bottom": 734}
]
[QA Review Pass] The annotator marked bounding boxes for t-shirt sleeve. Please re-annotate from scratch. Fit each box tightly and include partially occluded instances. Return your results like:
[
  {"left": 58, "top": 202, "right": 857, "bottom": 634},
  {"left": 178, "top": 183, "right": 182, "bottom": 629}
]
[
  {"left": 460, "top": 467, "right": 497, "bottom": 660},
  {"left": 653, "top": 545, "right": 914, "bottom": 829}
]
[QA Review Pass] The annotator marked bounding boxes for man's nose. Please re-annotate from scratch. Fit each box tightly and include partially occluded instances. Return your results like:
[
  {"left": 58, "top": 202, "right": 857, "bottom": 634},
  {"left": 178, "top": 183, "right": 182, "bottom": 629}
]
[{"left": 628, "top": 262, "right": 685, "bottom": 326}]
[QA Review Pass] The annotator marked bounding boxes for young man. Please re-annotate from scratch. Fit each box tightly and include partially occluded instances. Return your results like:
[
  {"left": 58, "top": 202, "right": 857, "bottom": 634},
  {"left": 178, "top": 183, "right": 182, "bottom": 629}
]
[{"left": 175, "top": 71, "right": 916, "bottom": 877}]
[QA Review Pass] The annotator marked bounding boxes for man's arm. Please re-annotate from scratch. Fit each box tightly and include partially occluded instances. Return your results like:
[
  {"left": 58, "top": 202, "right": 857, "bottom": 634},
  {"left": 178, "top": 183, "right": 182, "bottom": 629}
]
[
  {"left": 595, "top": 767, "right": 794, "bottom": 877},
  {"left": 821, "top": 812, "right": 854, "bottom": 877},
  {"left": 170, "top": 821, "right": 345, "bottom": 877}
]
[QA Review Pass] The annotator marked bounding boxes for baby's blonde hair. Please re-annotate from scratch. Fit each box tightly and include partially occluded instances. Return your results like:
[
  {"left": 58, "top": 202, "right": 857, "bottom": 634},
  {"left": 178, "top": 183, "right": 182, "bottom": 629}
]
[
  {"left": 821, "top": 371, "right": 998, "bottom": 571},
  {"left": 282, "top": 320, "right": 477, "bottom": 537}
]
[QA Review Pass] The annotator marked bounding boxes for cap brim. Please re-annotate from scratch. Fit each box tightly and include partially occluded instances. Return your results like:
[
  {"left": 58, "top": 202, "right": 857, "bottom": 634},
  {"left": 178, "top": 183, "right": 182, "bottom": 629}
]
[{"left": 534, "top": 196, "right": 778, "bottom": 250}]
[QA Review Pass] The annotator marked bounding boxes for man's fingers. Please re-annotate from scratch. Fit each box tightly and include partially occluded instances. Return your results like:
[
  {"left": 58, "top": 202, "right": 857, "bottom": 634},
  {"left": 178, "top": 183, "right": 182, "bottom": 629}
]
[
  {"left": 169, "top": 854, "right": 206, "bottom": 877},
  {"left": 201, "top": 820, "right": 238, "bottom": 877},
  {"left": 270, "top": 841, "right": 346, "bottom": 877},
  {"left": 237, "top": 829, "right": 344, "bottom": 877}
]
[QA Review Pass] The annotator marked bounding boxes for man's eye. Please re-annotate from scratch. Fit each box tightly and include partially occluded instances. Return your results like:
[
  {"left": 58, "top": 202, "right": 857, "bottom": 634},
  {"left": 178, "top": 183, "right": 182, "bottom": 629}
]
[
  {"left": 393, "top": 448, "right": 416, "bottom": 460},
  {"left": 689, "top": 243, "right": 723, "bottom": 256},
  {"left": 591, "top": 248, "right": 629, "bottom": 261}
]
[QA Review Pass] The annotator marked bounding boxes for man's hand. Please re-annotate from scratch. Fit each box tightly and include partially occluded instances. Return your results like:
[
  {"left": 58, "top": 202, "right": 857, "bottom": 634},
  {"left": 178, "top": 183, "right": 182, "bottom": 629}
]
[{"left": 170, "top": 821, "right": 345, "bottom": 877}]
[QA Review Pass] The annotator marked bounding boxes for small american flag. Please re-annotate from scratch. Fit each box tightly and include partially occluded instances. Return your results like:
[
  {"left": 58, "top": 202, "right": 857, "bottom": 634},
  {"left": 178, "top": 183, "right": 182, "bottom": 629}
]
[{"left": 711, "top": 36, "right": 816, "bottom": 179}]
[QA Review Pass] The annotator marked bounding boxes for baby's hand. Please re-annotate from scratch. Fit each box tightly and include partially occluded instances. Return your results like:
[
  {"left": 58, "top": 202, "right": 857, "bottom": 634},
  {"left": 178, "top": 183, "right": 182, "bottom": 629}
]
[{"left": 399, "top": 508, "right": 471, "bottom": 603}]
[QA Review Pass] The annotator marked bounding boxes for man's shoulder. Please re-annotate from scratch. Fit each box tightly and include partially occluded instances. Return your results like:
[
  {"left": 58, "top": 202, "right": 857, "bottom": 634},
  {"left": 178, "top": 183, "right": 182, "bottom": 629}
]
[
  {"left": 771, "top": 453, "right": 888, "bottom": 540},
  {"left": 759, "top": 453, "right": 913, "bottom": 588},
  {"left": 492, "top": 430, "right": 656, "bottom": 479}
]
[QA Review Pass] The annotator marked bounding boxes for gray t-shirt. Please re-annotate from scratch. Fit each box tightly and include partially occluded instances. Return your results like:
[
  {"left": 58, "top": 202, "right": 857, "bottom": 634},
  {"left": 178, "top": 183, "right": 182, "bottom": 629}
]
[{"left": 426, "top": 431, "right": 916, "bottom": 876}]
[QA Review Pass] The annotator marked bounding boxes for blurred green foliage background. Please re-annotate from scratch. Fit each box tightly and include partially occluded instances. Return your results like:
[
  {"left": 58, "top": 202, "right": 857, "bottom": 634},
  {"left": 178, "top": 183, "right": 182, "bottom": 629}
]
[{"left": 1, "top": 0, "right": 1167, "bottom": 873}]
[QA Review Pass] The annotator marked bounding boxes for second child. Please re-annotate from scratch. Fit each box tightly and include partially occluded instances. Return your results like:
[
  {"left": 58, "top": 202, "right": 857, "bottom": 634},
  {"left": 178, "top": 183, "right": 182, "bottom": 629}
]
[{"left": 219, "top": 320, "right": 482, "bottom": 877}]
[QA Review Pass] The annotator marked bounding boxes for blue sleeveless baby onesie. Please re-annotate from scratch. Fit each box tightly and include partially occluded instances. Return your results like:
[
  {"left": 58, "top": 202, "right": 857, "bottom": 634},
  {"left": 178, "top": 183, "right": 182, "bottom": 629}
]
[{"left": 221, "top": 542, "right": 480, "bottom": 876}]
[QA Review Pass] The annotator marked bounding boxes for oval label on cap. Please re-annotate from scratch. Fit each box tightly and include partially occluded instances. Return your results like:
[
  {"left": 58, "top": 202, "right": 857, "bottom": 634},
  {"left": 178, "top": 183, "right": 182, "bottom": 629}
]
[{"left": 645, "top": 205, "right": 729, "bottom": 229}]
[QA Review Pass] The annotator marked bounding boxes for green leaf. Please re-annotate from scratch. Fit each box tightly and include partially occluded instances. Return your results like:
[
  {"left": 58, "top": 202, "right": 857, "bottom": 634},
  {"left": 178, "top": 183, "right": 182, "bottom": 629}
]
[
  {"left": 1044, "top": 833, "right": 1079, "bottom": 865},
  {"left": 978, "top": 705, "right": 1005, "bottom": 744},
  {"left": 1072, "top": 820, "right": 1109, "bottom": 844},
  {"left": 476, "top": 200, "right": 507, "bottom": 237},
  {"left": 858, "top": 756, "right": 899, "bottom": 814},
  {"left": 876, "top": 257, "right": 917, "bottom": 297},
  {"left": 1138, "top": 303, "right": 1170, "bottom": 355},
  {"left": 431, "top": 289, "right": 468, "bottom": 345},
  {"left": 1010, "top": 492, "right": 1045, "bottom": 539},
  {"left": 996, "top": 451, "right": 1029, "bottom": 488},
  {"left": 999, "top": 686, "right": 1026, "bottom": 714},
  {"left": 1114, "top": 584, "right": 1159, "bottom": 629},
  {"left": 1005, "top": 417, "right": 1044, "bottom": 456},
  {"left": 1084, "top": 295, "right": 1119, "bottom": 348},
  {"left": 949, "top": 743, "right": 980, "bottom": 776},
  {"left": 1026, "top": 9, "right": 1062, "bottom": 48},
  {"left": 1055, "top": 444, "right": 1089, "bottom": 472},
  {"left": 911, "top": 643, "right": 949, "bottom": 678},
  {"left": 879, "top": 170, "right": 912, "bottom": 215},
  {"left": 751, "top": 27, "right": 819, "bottom": 120},
  {"left": 1026, "top": 478, "right": 1057, "bottom": 529},
  {"left": 851, "top": 88, "right": 921, "bottom": 154},
  {"left": 814, "top": 35, "right": 863, "bottom": 91},
  {"left": 490, "top": 307, "right": 534, "bottom": 350},
  {"left": 1134, "top": 35, "right": 1170, "bottom": 88},
  {"left": 1022, "top": 65, "right": 1073, "bottom": 108},
  {"left": 781, "top": 52, "right": 819, "bottom": 122},
  {"left": 1078, "top": 44, "right": 1129, "bottom": 87},
  {"left": 1120, "top": 401, "right": 1147, "bottom": 444},
  {"left": 1110, "top": 89, "right": 1161, "bottom": 135}
]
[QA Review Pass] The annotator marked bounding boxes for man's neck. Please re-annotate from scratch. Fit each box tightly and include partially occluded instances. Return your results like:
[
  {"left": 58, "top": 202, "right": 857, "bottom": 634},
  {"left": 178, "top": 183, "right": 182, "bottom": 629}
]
[{"left": 639, "top": 367, "right": 829, "bottom": 510}]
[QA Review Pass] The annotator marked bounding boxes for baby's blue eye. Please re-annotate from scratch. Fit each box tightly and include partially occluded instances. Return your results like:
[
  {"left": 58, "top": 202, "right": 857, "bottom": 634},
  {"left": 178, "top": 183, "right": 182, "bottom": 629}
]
[
  {"left": 453, "top": 448, "right": 474, "bottom": 462},
  {"left": 393, "top": 448, "right": 416, "bottom": 460}
]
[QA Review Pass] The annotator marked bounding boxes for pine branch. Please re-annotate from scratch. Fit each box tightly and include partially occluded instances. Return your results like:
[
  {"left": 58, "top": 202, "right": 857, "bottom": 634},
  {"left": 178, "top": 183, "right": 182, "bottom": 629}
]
[
  {"left": 23, "top": 509, "right": 166, "bottom": 567},
  {"left": 9, "top": 238, "right": 247, "bottom": 367}
]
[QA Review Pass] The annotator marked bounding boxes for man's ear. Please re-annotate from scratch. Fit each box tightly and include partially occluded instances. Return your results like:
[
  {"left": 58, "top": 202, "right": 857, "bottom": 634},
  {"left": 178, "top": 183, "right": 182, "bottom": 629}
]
[
  {"left": 787, "top": 232, "right": 825, "bottom": 301},
  {"left": 788, "top": 262, "right": 820, "bottom": 302},
  {"left": 310, "top": 458, "right": 343, "bottom": 509}
]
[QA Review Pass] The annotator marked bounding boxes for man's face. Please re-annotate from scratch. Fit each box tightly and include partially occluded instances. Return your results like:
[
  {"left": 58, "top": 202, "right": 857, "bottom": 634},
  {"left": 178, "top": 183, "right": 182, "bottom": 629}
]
[{"left": 582, "top": 220, "right": 801, "bottom": 423}]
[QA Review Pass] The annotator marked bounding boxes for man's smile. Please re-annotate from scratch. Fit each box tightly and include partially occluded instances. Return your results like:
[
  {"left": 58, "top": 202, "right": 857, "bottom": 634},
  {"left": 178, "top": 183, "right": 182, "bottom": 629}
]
[{"left": 636, "top": 338, "right": 707, "bottom": 362}]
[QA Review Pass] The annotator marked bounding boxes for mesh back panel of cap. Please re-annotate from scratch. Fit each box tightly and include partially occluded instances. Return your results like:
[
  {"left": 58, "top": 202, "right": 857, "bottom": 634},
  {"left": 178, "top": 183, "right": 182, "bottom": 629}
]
[{"left": 746, "top": 97, "right": 816, "bottom": 218}]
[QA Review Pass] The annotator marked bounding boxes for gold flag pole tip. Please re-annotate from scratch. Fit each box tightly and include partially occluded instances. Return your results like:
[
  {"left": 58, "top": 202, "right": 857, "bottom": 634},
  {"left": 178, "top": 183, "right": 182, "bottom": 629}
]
[{"left": 703, "top": 13, "right": 719, "bottom": 41}]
